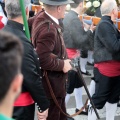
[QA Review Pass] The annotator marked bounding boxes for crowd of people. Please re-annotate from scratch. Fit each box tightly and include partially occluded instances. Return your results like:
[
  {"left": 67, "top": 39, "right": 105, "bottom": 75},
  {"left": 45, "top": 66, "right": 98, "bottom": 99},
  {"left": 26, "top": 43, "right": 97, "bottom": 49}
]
[{"left": 0, "top": 0, "right": 120, "bottom": 120}]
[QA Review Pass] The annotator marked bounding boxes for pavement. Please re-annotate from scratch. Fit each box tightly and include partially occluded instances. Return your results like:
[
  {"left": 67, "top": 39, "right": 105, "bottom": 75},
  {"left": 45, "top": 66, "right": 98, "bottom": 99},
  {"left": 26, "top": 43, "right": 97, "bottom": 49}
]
[{"left": 34, "top": 65, "right": 120, "bottom": 120}]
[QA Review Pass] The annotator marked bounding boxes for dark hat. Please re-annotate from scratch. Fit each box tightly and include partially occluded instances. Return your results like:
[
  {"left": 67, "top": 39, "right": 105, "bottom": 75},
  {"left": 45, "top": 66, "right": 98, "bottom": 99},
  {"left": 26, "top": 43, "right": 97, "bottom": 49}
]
[{"left": 40, "top": 0, "right": 74, "bottom": 6}]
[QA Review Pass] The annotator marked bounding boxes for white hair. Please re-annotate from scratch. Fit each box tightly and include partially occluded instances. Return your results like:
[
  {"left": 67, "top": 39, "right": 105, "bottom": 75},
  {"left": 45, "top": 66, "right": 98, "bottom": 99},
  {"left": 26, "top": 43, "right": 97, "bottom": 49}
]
[
  {"left": 100, "top": 0, "right": 117, "bottom": 16},
  {"left": 5, "top": 0, "right": 30, "bottom": 19}
]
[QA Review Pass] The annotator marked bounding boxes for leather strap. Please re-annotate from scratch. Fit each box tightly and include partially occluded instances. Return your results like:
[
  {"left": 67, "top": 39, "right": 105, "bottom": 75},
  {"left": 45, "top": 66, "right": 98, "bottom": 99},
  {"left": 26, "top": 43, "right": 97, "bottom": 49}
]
[{"left": 44, "top": 71, "right": 88, "bottom": 118}]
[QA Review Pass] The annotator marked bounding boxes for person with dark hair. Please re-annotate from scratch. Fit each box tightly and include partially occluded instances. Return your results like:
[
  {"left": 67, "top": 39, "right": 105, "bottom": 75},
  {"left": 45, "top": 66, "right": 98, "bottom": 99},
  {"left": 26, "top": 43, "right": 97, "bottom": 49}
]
[
  {"left": 0, "top": 31, "right": 23, "bottom": 120},
  {"left": 64, "top": 0, "right": 95, "bottom": 76},
  {"left": 63, "top": 0, "right": 95, "bottom": 116},
  {"left": 3, "top": 0, "right": 50, "bottom": 120},
  {"left": 29, "top": 0, "right": 73, "bottom": 120}
]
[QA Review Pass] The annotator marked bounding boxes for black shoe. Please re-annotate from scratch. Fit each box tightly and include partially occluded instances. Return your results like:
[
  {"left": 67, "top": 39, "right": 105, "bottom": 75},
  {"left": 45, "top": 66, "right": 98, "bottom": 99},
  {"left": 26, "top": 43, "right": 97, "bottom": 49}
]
[
  {"left": 117, "top": 102, "right": 120, "bottom": 107},
  {"left": 87, "top": 62, "right": 94, "bottom": 66},
  {"left": 67, "top": 113, "right": 74, "bottom": 120},
  {"left": 75, "top": 108, "right": 88, "bottom": 115},
  {"left": 81, "top": 71, "right": 91, "bottom": 76}
]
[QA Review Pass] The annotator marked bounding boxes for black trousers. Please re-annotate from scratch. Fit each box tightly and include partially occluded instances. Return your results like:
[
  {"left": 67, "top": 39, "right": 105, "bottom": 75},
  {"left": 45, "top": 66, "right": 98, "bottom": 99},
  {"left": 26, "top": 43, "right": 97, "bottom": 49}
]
[
  {"left": 80, "top": 49, "right": 88, "bottom": 58},
  {"left": 67, "top": 70, "right": 83, "bottom": 94},
  {"left": 92, "top": 68, "right": 120, "bottom": 109},
  {"left": 13, "top": 103, "right": 35, "bottom": 120}
]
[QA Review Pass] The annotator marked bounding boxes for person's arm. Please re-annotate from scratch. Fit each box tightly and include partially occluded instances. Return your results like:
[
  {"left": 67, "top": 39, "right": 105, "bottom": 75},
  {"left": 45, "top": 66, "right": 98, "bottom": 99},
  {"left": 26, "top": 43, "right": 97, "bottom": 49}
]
[
  {"left": 70, "top": 18, "right": 94, "bottom": 48},
  {"left": 22, "top": 43, "right": 49, "bottom": 111},
  {"left": 98, "top": 22, "right": 120, "bottom": 53}
]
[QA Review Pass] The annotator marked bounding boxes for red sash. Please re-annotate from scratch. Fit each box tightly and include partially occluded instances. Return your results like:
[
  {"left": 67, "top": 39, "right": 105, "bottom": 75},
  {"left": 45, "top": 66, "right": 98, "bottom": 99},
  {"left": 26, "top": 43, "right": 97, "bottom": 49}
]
[
  {"left": 66, "top": 48, "right": 80, "bottom": 59},
  {"left": 95, "top": 60, "right": 120, "bottom": 77},
  {"left": 14, "top": 92, "right": 34, "bottom": 106}
]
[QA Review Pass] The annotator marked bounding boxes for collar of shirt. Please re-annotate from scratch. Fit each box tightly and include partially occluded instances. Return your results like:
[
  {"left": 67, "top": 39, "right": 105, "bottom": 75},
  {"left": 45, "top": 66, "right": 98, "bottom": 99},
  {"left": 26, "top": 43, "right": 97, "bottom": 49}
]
[
  {"left": 45, "top": 11, "right": 59, "bottom": 25},
  {"left": 7, "top": 20, "right": 24, "bottom": 31}
]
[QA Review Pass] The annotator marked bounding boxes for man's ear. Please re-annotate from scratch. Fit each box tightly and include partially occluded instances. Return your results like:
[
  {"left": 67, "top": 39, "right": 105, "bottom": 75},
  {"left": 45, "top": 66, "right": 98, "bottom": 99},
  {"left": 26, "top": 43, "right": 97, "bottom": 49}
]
[
  {"left": 57, "top": 6, "right": 61, "bottom": 13},
  {"left": 112, "top": 9, "right": 116, "bottom": 16},
  {"left": 12, "top": 73, "right": 23, "bottom": 95}
]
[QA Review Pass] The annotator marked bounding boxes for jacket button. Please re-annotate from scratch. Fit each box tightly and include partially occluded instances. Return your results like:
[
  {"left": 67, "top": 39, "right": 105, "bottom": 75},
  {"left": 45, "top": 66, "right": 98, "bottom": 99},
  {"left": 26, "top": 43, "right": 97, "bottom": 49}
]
[
  {"left": 38, "top": 107, "right": 42, "bottom": 112},
  {"left": 37, "top": 58, "right": 39, "bottom": 60},
  {"left": 39, "top": 67, "right": 41, "bottom": 69},
  {"left": 40, "top": 76, "right": 42, "bottom": 79}
]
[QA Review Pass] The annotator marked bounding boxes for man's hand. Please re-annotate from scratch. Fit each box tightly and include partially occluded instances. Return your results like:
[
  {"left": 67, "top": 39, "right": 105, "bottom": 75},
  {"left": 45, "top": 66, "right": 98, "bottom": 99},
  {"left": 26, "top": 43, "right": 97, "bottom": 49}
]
[
  {"left": 83, "top": 22, "right": 90, "bottom": 31},
  {"left": 90, "top": 23, "right": 96, "bottom": 32},
  {"left": 63, "top": 59, "right": 72, "bottom": 73},
  {"left": 37, "top": 109, "right": 48, "bottom": 120}
]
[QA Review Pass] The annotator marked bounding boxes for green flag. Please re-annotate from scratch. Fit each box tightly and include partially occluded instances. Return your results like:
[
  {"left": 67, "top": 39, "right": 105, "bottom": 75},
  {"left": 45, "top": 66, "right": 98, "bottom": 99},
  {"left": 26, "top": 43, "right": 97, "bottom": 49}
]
[{"left": 19, "top": 0, "right": 31, "bottom": 41}]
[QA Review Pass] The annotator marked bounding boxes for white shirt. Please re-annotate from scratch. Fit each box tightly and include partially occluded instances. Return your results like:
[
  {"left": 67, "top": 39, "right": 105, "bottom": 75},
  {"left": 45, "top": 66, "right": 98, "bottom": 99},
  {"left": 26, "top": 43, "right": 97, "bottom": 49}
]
[{"left": 45, "top": 11, "right": 59, "bottom": 25}]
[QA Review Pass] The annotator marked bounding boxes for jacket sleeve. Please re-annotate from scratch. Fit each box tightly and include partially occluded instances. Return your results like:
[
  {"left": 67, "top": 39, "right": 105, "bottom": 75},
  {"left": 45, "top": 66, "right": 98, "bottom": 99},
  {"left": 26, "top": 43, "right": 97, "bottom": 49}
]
[
  {"left": 98, "top": 22, "right": 120, "bottom": 53},
  {"left": 35, "top": 24, "right": 64, "bottom": 71},
  {"left": 28, "top": 17, "right": 35, "bottom": 28},
  {"left": 22, "top": 43, "right": 49, "bottom": 111},
  {"left": 70, "top": 18, "right": 94, "bottom": 49}
]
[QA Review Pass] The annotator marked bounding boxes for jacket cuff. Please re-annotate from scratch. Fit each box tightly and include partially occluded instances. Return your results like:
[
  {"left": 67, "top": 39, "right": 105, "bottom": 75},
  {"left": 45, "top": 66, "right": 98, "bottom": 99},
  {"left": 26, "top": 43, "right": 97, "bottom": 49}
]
[
  {"left": 38, "top": 99, "right": 50, "bottom": 111},
  {"left": 57, "top": 59, "right": 64, "bottom": 71}
]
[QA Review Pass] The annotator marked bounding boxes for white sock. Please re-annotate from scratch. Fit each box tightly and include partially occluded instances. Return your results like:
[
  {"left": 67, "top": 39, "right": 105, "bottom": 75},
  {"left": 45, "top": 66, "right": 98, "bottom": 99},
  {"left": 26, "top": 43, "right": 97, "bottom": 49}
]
[
  {"left": 88, "top": 80, "right": 95, "bottom": 106},
  {"left": 65, "top": 93, "right": 71, "bottom": 106},
  {"left": 89, "top": 80, "right": 95, "bottom": 97},
  {"left": 105, "top": 102, "right": 117, "bottom": 120},
  {"left": 88, "top": 104, "right": 98, "bottom": 120},
  {"left": 88, "top": 51, "right": 94, "bottom": 64},
  {"left": 74, "top": 87, "right": 83, "bottom": 110},
  {"left": 80, "top": 57, "right": 87, "bottom": 73}
]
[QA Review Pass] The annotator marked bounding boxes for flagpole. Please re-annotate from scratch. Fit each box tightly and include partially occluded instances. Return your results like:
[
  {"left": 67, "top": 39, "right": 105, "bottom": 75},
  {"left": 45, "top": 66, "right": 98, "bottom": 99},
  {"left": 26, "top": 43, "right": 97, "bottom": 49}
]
[{"left": 19, "top": 0, "right": 31, "bottom": 41}]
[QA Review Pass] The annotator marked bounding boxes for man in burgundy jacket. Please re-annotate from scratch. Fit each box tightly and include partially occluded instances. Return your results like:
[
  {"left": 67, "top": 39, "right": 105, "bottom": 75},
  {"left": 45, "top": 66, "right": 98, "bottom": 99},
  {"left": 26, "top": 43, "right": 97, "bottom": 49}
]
[{"left": 29, "top": 0, "right": 73, "bottom": 120}]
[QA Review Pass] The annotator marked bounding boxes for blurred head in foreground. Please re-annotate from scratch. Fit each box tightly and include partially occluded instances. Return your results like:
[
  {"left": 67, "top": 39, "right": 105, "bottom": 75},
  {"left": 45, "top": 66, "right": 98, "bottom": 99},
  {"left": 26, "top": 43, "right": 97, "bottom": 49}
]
[{"left": 0, "top": 31, "right": 23, "bottom": 118}]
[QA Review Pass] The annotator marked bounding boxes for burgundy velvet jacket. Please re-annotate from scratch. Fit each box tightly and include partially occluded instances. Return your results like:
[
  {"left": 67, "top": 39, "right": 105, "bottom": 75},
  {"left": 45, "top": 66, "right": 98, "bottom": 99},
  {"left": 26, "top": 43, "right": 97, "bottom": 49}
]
[{"left": 29, "top": 10, "right": 68, "bottom": 98}]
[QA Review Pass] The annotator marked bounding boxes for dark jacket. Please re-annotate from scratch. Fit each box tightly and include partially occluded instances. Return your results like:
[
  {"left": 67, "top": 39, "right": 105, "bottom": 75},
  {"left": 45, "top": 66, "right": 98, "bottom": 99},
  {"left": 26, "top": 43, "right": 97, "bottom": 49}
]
[
  {"left": 94, "top": 7, "right": 102, "bottom": 18},
  {"left": 2, "top": 20, "right": 49, "bottom": 111},
  {"left": 94, "top": 16, "right": 120, "bottom": 63},
  {"left": 29, "top": 11, "right": 68, "bottom": 98},
  {"left": 63, "top": 10, "right": 94, "bottom": 50}
]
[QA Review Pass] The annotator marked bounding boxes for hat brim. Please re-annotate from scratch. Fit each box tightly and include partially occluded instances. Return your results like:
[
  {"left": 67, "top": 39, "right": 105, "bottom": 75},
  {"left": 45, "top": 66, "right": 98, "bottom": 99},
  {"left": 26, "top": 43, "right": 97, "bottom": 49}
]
[{"left": 40, "top": 0, "right": 74, "bottom": 6}]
